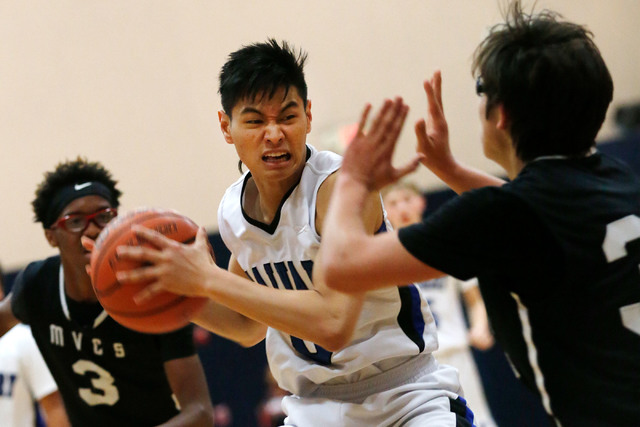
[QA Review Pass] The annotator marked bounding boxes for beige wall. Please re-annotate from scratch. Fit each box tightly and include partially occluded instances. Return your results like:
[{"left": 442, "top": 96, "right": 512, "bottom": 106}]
[{"left": 1, "top": 0, "right": 638, "bottom": 270}]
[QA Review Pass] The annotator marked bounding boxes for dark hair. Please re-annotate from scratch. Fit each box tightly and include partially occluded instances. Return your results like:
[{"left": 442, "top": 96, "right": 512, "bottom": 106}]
[
  {"left": 472, "top": 1, "right": 613, "bottom": 162},
  {"left": 219, "top": 39, "right": 308, "bottom": 117},
  {"left": 32, "top": 157, "right": 122, "bottom": 227}
]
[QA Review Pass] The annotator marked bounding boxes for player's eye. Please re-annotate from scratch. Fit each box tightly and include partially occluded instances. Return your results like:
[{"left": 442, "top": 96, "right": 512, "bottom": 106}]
[
  {"left": 95, "top": 210, "right": 117, "bottom": 226},
  {"left": 64, "top": 216, "right": 86, "bottom": 230}
]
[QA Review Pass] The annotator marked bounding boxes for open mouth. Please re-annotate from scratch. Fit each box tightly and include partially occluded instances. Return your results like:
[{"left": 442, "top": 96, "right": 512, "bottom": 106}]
[{"left": 263, "top": 152, "right": 291, "bottom": 162}]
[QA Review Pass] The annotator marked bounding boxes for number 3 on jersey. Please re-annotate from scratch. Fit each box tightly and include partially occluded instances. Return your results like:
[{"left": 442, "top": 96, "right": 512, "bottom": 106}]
[
  {"left": 72, "top": 359, "right": 119, "bottom": 405},
  {"left": 603, "top": 215, "right": 640, "bottom": 335}
]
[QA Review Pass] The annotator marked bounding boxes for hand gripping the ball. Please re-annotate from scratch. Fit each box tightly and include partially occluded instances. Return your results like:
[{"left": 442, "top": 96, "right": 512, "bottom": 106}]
[{"left": 116, "top": 225, "right": 217, "bottom": 304}]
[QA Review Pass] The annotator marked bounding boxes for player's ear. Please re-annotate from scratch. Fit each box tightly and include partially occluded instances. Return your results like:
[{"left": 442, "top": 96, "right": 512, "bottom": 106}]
[
  {"left": 496, "top": 104, "right": 510, "bottom": 131},
  {"left": 305, "top": 100, "right": 312, "bottom": 134},
  {"left": 218, "top": 110, "right": 234, "bottom": 145},
  {"left": 44, "top": 229, "right": 58, "bottom": 248}
]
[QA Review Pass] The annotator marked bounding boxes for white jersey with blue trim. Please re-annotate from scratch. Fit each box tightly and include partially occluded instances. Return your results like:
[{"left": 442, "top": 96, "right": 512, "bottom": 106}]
[{"left": 218, "top": 145, "right": 439, "bottom": 396}]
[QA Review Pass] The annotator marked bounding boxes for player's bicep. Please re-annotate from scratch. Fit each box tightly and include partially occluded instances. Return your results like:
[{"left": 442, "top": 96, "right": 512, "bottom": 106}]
[{"left": 316, "top": 170, "right": 383, "bottom": 236}]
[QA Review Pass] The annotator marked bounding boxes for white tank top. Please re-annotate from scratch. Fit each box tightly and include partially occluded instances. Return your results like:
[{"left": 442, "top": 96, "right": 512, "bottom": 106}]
[{"left": 218, "top": 145, "right": 439, "bottom": 396}]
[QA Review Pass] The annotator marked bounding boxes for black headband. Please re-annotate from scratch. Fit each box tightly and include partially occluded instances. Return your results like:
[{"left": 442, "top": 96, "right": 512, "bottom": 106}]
[{"left": 45, "top": 181, "right": 115, "bottom": 228}]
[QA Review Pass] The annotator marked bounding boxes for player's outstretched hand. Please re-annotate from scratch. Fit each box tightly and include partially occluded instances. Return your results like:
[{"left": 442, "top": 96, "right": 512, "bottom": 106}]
[
  {"left": 115, "top": 226, "right": 217, "bottom": 303},
  {"left": 415, "top": 71, "right": 456, "bottom": 174},
  {"left": 341, "top": 97, "right": 422, "bottom": 192}
]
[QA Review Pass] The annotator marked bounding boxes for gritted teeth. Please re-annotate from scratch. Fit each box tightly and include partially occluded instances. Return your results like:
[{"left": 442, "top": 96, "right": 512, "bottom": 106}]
[{"left": 262, "top": 152, "right": 291, "bottom": 161}]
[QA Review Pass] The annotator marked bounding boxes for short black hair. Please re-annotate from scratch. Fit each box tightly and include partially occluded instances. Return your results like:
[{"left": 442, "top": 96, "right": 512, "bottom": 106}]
[
  {"left": 472, "top": 0, "right": 613, "bottom": 162},
  {"left": 219, "top": 39, "right": 308, "bottom": 117},
  {"left": 32, "top": 157, "right": 122, "bottom": 227}
]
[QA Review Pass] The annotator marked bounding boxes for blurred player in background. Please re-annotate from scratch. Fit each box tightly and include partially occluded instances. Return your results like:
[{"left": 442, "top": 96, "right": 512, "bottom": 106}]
[
  {"left": 0, "top": 158, "right": 214, "bottom": 426},
  {"left": 382, "top": 181, "right": 496, "bottom": 427},
  {"left": 0, "top": 263, "right": 70, "bottom": 427}
]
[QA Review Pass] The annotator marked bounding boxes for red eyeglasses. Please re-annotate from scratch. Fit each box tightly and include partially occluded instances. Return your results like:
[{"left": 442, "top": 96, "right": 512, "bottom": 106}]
[{"left": 51, "top": 208, "right": 118, "bottom": 233}]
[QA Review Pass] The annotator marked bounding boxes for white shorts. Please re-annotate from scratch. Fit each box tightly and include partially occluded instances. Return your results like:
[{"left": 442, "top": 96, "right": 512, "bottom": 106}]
[
  {"left": 437, "top": 349, "right": 496, "bottom": 427},
  {"left": 280, "top": 354, "right": 475, "bottom": 427}
]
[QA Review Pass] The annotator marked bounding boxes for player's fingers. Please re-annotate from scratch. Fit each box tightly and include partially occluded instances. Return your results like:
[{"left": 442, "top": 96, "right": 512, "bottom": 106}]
[
  {"left": 366, "top": 98, "right": 394, "bottom": 139},
  {"left": 131, "top": 225, "right": 176, "bottom": 249},
  {"left": 81, "top": 236, "right": 95, "bottom": 252},
  {"left": 379, "top": 101, "right": 408, "bottom": 159},
  {"left": 195, "top": 227, "right": 217, "bottom": 262},
  {"left": 133, "top": 281, "right": 164, "bottom": 305},
  {"left": 115, "top": 261, "right": 158, "bottom": 284},
  {"left": 116, "top": 244, "right": 164, "bottom": 265},
  {"left": 394, "top": 156, "right": 423, "bottom": 180},
  {"left": 356, "top": 103, "right": 372, "bottom": 135},
  {"left": 433, "top": 70, "right": 443, "bottom": 109},
  {"left": 424, "top": 79, "right": 441, "bottom": 118}
]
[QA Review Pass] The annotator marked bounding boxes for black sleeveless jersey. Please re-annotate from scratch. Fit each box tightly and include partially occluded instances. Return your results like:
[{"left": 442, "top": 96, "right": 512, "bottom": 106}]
[
  {"left": 10, "top": 255, "right": 197, "bottom": 427},
  {"left": 399, "top": 152, "right": 640, "bottom": 426}
]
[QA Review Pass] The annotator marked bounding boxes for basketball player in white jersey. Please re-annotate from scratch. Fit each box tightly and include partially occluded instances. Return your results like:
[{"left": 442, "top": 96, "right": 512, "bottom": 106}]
[
  {"left": 0, "top": 269, "right": 70, "bottom": 427},
  {"left": 382, "top": 182, "right": 496, "bottom": 427},
  {"left": 117, "top": 39, "right": 476, "bottom": 426}
]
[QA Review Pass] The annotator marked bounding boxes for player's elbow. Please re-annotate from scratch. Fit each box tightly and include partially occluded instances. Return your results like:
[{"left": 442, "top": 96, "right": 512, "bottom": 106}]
[
  {"left": 313, "top": 317, "right": 356, "bottom": 352},
  {"left": 182, "top": 402, "right": 215, "bottom": 426},
  {"left": 235, "top": 324, "right": 267, "bottom": 348},
  {"left": 320, "top": 250, "right": 361, "bottom": 294}
]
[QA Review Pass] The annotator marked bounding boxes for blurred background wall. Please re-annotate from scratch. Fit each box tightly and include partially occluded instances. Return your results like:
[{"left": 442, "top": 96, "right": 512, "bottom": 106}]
[{"left": 1, "top": 0, "right": 639, "bottom": 270}]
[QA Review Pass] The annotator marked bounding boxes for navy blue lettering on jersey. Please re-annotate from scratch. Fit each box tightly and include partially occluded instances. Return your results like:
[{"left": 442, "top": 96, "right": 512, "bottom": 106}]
[
  {"left": 0, "top": 373, "right": 17, "bottom": 397},
  {"left": 249, "top": 260, "right": 331, "bottom": 365}
]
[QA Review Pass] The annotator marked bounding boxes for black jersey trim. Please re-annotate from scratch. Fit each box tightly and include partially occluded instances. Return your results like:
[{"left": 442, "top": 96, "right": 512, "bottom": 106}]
[{"left": 240, "top": 146, "right": 312, "bottom": 235}]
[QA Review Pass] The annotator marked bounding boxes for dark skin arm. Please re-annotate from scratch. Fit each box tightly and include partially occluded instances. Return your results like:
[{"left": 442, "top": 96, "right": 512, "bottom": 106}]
[
  {"left": 158, "top": 354, "right": 215, "bottom": 427},
  {"left": 38, "top": 390, "right": 71, "bottom": 427}
]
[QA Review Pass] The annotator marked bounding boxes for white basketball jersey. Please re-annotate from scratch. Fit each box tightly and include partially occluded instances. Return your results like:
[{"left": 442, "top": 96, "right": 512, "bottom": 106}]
[
  {"left": 218, "top": 145, "right": 439, "bottom": 396},
  {"left": 0, "top": 324, "right": 58, "bottom": 427},
  {"left": 416, "top": 276, "right": 472, "bottom": 355}
]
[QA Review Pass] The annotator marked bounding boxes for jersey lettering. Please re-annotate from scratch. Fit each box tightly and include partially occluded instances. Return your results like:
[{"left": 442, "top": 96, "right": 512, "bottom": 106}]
[
  {"left": 72, "top": 331, "right": 83, "bottom": 351},
  {"left": 0, "top": 373, "right": 17, "bottom": 397},
  {"left": 249, "top": 260, "right": 332, "bottom": 364},
  {"left": 72, "top": 359, "right": 119, "bottom": 406},
  {"left": 50, "top": 324, "right": 64, "bottom": 346},
  {"left": 93, "top": 338, "right": 103, "bottom": 355},
  {"left": 602, "top": 215, "right": 640, "bottom": 335},
  {"left": 114, "top": 343, "right": 125, "bottom": 358}
]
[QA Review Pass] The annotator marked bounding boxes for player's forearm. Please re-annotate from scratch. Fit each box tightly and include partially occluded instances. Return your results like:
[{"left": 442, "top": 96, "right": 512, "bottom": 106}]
[
  {"left": 192, "top": 300, "right": 267, "bottom": 347},
  {"left": 425, "top": 158, "right": 505, "bottom": 194},
  {"left": 320, "top": 174, "right": 373, "bottom": 291},
  {"left": 200, "top": 268, "right": 362, "bottom": 351},
  {"left": 159, "top": 404, "right": 214, "bottom": 427}
]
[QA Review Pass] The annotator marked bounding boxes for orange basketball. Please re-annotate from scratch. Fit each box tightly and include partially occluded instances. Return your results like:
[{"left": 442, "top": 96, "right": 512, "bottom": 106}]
[{"left": 90, "top": 208, "right": 207, "bottom": 334}]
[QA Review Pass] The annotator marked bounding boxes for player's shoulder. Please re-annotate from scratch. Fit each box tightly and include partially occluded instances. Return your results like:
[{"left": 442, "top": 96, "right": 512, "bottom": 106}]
[
  {"left": 305, "top": 145, "right": 342, "bottom": 174},
  {"left": 15, "top": 256, "right": 60, "bottom": 290}
]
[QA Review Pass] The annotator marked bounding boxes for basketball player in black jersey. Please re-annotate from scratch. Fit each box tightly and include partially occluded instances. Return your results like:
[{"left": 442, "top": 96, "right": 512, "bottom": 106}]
[
  {"left": 320, "top": 1, "right": 640, "bottom": 426},
  {"left": 0, "top": 158, "right": 214, "bottom": 426}
]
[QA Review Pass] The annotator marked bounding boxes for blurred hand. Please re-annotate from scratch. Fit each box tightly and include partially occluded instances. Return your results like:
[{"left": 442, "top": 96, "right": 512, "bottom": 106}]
[{"left": 340, "top": 97, "right": 422, "bottom": 192}]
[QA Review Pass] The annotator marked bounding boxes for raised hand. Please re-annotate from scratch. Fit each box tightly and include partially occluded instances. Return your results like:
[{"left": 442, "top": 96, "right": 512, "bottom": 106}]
[
  {"left": 414, "top": 71, "right": 455, "bottom": 174},
  {"left": 341, "top": 97, "right": 422, "bottom": 192}
]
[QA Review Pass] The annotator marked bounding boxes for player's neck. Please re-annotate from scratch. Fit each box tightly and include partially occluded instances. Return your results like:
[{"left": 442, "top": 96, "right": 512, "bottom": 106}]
[
  {"left": 62, "top": 262, "right": 98, "bottom": 303},
  {"left": 246, "top": 173, "right": 300, "bottom": 224}
]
